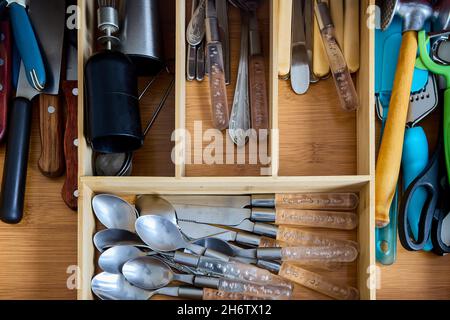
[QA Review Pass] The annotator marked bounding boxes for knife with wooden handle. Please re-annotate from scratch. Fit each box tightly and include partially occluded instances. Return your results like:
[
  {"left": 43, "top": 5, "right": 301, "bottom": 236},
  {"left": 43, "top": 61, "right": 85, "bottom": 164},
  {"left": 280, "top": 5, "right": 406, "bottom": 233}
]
[
  {"left": 313, "top": 0, "right": 329, "bottom": 78},
  {"left": 0, "top": 20, "right": 11, "bottom": 142},
  {"left": 249, "top": 12, "right": 269, "bottom": 136},
  {"left": 278, "top": 0, "right": 292, "bottom": 79},
  {"left": 344, "top": 0, "right": 360, "bottom": 73},
  {"left": 38, "top": 94, "right": 65, "bottom": 177},
  {"left": 62, "top": 80, "right": 78, "bottom": 210}
]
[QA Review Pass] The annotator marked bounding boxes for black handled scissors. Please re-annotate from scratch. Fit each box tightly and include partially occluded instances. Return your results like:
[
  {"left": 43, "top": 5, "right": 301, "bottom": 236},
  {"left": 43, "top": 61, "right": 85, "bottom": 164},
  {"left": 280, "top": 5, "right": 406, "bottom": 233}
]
[{"left": 399, "top": 140, "right": 450, "bottom": 255}]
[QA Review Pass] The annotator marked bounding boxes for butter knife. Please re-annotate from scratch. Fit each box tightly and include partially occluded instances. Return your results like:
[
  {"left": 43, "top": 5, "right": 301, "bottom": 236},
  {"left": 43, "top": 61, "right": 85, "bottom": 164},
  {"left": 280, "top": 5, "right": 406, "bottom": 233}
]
[
  {"left": 186, "top": 0, "right": 198, "bottom": 81},
  {"left": 290, "top": 0, "right": 310, "bottom": 94},
  {"left": 304, "top": 0, "right": 319, "bottom": 83}
]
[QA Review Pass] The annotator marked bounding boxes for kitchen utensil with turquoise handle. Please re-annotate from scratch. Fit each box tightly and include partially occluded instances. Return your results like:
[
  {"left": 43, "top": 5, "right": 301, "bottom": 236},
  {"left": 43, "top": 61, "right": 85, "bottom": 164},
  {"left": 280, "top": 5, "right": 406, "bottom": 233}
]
[
  {"left": 375, "top": 107, "right": 399, "bottom": 265},
  {"left": 8, "top": 1, "right": 46, "bottom": 91},
  {"left": 418, "top": 30, "right": 450, "bottom": 184},
  {"left": 402, "top": 126, "right": 433, "bottom": 251}
]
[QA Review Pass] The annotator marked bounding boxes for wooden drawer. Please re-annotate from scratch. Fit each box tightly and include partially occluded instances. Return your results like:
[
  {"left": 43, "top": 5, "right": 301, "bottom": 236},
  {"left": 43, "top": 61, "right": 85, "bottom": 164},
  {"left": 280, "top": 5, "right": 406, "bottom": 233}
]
[{"left": 77, "top": 0, "right": 375, "bottom": 300}]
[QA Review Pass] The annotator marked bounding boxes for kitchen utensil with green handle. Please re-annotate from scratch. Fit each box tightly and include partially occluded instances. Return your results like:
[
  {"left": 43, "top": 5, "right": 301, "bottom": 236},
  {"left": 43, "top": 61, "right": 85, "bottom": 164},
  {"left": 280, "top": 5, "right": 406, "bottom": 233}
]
[{"left": 418, "top": 30, "right": 450, "bottom": 183}]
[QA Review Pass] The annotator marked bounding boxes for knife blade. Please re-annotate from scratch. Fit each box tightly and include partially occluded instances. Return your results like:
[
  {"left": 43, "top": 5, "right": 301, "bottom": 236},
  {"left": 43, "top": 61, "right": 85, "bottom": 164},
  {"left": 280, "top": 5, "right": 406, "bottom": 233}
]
[
  {"left": 304, "top": 0, "right": 318, "bottom": 83},
  {"left": 186, "top": 0, "right": 198, "bottom": 81},
  {"left": 174, "top": 204, "right": 278, "bottom": 237},
  {"left": 161, "top": 195, "right": 251, "bottom": 208},
  {"left": 290, "top": 0, "right": 310, "bottom": 94},
  {"left": 61, "top": 30, "right": 78, "bottom": 211},
  {"left": 7, "top": 0, "right": 46, "bottom": 91},
  {"left": 0, "top": 0, "right": 65, "bottom": 224},
  {"left": 178, "top": 220, "right": 270, "bottom": 248},
  {"left": 174, "top": 204, "right": 358, "bottom": 230}
]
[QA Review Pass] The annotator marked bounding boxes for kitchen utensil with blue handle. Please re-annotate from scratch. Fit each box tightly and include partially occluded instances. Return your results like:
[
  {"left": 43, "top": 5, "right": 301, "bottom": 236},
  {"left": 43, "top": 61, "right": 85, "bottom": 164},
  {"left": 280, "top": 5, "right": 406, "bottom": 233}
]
[
  {"left": 7, "top": 1, "right": 45, "bottom": 91},
  {"left": 401, "top": 74, "right": 439, "bottom": 252},
  {"left": 399, "top": 138, "right": 450, "bottom": 255}
]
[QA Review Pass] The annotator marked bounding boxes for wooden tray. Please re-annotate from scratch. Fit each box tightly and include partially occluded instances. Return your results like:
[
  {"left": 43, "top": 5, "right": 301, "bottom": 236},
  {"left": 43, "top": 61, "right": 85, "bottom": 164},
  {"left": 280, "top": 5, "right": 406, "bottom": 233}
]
[{"left": 77, "top": 0, "right": 376, "bottom": 300}]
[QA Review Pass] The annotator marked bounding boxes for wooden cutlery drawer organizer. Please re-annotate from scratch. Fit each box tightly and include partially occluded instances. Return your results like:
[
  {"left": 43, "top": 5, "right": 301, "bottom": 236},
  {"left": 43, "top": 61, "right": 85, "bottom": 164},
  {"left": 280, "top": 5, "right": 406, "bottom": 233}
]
[{"left": 78, "top": 0, "right": 375, "bottom": 300}]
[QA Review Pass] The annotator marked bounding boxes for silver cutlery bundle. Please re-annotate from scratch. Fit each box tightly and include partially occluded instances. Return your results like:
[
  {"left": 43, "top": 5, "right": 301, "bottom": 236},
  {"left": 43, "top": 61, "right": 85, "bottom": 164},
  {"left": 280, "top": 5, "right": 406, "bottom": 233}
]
[{"left": 90, "top": 193, "right": 361, "bottom": 300}]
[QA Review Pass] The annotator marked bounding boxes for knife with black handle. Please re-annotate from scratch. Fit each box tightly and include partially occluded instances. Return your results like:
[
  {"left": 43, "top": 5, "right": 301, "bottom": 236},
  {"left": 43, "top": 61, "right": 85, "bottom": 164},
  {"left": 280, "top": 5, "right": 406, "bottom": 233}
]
[{"left": 0, "top": 0, "right": 65, "bottom": 224}]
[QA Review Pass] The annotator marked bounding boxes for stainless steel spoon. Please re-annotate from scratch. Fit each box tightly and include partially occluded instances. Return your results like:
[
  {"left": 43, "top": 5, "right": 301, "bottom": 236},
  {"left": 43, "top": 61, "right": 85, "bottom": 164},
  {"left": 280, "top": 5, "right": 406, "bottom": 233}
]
[
  {"left": 135, "top": 195, "right": 177, "bottom": 225},
  {"left": 93, "top": 229, "right": 146, "bottom": 253},
  {"left": 98, "top": 245, "right": 156, "bottom": 274},
  {"left": 91, "top": 272, "right": 196, "bottom": 300},
  {"left": 92, "top": 194, "right": 138, "bottom": 232},
  {"left": 122, "top": 256, "right": 293, "bottom": 300},
  {"left": 135, "top": 215, "right": 213, "bottom": 255},
  {"left": 122, "top": 256, "right": 195, "bottom": 290}
]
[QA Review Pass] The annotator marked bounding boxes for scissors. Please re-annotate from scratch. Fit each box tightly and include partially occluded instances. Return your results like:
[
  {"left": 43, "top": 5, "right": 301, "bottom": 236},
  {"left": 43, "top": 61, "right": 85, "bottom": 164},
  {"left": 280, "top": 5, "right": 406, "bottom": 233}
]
[{"left": 399, "top": 139, "right": 450, "bottom": 255}]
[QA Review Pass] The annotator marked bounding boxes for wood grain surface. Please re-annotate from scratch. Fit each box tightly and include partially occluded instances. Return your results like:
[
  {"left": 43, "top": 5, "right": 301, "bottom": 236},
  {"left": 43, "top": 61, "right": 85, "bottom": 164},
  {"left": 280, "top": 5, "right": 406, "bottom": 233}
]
[
  {"left": 278, "top": 77, "right": 357, "bottom": 176},
  {"left": 0, "top": 103, "right": 77, "bottom": 300}
]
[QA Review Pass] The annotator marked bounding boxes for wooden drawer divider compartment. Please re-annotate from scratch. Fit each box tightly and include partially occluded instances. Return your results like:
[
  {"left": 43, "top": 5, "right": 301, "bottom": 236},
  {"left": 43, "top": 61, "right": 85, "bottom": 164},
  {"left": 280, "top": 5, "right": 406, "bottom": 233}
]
[{"left": 78, "top": 0, "right": 376, "bottom": 300}]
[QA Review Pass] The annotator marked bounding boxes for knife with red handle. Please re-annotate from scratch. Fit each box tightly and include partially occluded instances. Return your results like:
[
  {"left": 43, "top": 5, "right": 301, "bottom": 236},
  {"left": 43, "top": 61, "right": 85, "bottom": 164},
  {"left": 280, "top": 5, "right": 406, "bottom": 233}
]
[
  {"left": 61, "top": 33, "right": 78, "bottom": 211},
  {"left": 0, "top": 20, "right": 11, "bottom": 142},
  {"left": 61, "top": 80, "right": 78, "bottom": 210}
]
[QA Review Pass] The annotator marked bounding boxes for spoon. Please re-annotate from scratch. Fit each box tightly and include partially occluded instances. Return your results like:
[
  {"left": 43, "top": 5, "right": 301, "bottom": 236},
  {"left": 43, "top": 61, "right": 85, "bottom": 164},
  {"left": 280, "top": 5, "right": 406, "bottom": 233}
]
[
  {"left": 92, "top": 272, "right": 191, "bottom": 300},
  {"left": 91, "top": 272, "right": 267, "bottom": 301},
  {"left": 135, "top": 215, "right": 212, "bottom": 255},
  {"left": 123, "top": 256, "right": 292, "bottom": 300},
  {"left": 122, "top": 256, "right": 195, "bottom": 289},
  {"left": 98, "top": 245, "right": 155, "bottom": 274},
  {"left": 92, "top": 194, "right": 138, "bottom": 232},
  {"left": 93, "top": 229, "right": 146, "bottom": 252},
  {"left": 135, "top": 195, "right": 177, "bottom": 225}
]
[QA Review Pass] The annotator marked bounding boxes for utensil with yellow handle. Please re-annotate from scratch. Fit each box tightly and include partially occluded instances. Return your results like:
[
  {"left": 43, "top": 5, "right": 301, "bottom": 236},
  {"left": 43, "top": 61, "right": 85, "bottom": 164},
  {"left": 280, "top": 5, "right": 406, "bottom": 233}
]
[
  {"left": 277, "top": 0, "right": 292, "bottom": 79},
  {"left": 375, "top": 0, "right": 435, "bottom": 227},
  {"left": 330, "top": 0, "right": 344, "bottom": 47},
  {"left": 344, "top": 0, "right": 360, "bottom": 73},
  {"left": 313, "top": 0, "right": 329, "bottom": 78}
]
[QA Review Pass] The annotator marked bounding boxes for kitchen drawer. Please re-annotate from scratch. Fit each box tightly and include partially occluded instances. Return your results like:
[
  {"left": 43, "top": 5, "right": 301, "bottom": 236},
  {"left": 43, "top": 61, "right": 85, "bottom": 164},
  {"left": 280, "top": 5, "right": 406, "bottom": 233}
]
[{"left": 78, "top": 0, "right": 375, "bottom": 300}]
